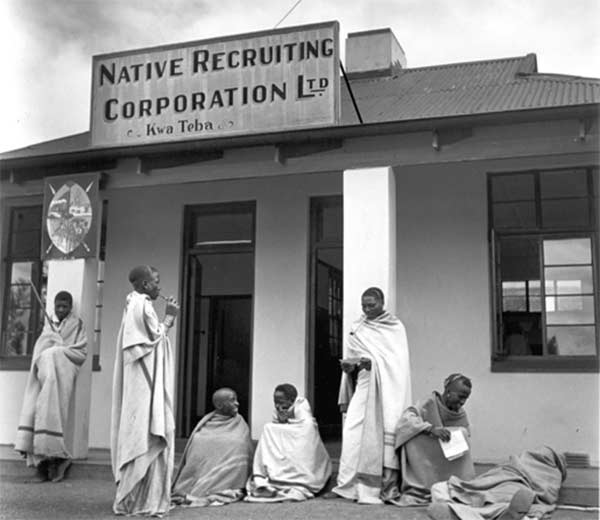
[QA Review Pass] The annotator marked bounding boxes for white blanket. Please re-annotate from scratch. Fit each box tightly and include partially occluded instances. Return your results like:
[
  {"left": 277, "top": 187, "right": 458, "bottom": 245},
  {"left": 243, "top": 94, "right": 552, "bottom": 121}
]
[
  {"left": 246, "top": 397, "right": 332, "bottom": 502},
  {"left": 15, "top": 313, "right": 87, "bottom": 465},
  {"left": 334, "top": 311, "right": 411, "bottom": 503}
]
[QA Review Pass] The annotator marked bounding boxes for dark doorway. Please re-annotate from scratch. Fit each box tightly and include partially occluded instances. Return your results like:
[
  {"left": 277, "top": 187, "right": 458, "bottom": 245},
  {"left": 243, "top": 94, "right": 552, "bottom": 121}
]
[
  {"left": 178, "top": 203, "right": 255, "bottom": 439},
  {"left": 309, "top": 196, "right": 343, "bottom": 439},
  {"left": 206, "top": 295, "right": 252, "bottom": 416}
]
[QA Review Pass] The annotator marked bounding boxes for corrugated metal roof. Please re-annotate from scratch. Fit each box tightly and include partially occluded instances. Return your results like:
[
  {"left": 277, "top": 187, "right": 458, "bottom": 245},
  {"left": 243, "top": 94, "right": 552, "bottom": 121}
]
[
  {"left": 2, "top": 53, "right": 599, "bottom": 160},
  {"left": 340, "top": 54, "right": 600, "bottom": 124},
  {"left": 1, "top": 132, "right": 91, "bottom": 160}
]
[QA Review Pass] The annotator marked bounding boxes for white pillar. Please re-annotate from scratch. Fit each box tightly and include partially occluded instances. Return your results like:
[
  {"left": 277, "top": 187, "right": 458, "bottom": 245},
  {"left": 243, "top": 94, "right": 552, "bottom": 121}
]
[
  {"left": 343, "top": 166, "right": 397, "bottom": 340},
  {"left": 250, "top": 190, "right": 310, "bottom": 438},
  {"left": 45, "top": 258, "right": 97, "bottom": 459}
]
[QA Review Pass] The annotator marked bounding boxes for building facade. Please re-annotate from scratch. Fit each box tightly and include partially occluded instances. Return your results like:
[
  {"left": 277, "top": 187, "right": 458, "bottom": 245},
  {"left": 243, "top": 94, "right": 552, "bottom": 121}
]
[{"left": 1, "top": 26, "right": 599, "bottom": 465}]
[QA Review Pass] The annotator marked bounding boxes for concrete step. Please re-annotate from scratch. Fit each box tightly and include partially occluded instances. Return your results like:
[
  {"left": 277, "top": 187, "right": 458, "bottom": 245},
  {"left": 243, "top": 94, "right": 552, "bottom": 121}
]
[
  {"left": 1, "top": 445, "right": 597, "bottom": 507},
  {"left": 0, "top": 447, "right": 114, "bottom": 481}
]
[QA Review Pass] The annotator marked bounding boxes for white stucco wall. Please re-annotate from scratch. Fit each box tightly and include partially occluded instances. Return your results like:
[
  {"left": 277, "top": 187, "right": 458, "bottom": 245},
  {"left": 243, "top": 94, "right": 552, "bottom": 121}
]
[
  {"left": 0, "top": 127, "right": 597, "bottom": 465},
  {"left": 85, "top": 171, "right": 341, "bottom": 447},
  {"left": 0, "top": 372, "right": 28, "bottom": 444},
  {"left": 394, "top": 162, "right": 599, "bottom": 465}
]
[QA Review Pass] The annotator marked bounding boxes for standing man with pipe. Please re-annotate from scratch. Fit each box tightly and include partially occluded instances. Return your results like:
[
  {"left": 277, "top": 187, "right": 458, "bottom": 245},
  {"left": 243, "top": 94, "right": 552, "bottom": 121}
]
[
  {"left": 111, "top": 265, "right": 179, "bottom": 517},
  {"left": 15, "top": 290, "right": 87, "bottom": 483}
]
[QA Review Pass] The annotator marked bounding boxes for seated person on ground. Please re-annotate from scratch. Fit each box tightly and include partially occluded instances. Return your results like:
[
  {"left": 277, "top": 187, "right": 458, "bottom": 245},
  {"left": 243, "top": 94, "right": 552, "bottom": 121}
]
[
  {"left": 394, "top": 373, "right": 475, "bottom": 506},
  {"left": 171, "top": 388, "right": 253, "bottom": 507},
  {"left": 246, "top": 383, "right": 332, "bottom": 502},
  {"left": 427, "top": 446, "right": 567, "bottom": 520}
]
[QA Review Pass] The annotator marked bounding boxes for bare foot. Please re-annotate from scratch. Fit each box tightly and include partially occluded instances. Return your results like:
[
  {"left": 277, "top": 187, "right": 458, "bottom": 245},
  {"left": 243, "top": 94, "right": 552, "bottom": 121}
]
[
  {"left": 252, "top": 485, "right": 277, "bottom": 498},
  {"left": 51, "top": 459, "right": 72, "bottom": 483}
]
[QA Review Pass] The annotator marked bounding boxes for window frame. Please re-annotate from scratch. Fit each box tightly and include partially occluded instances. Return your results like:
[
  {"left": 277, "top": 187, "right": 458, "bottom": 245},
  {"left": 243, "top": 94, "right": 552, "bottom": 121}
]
[
  {"left": 0, "top": 197, "right": 44, "bottom": 370},
  {"left": 489, "top": 168, "right": 599, "bottom": 373}
]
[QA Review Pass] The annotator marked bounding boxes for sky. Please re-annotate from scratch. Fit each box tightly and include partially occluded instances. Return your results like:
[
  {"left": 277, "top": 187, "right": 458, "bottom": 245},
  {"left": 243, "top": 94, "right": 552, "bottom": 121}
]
[{"left": 1, "top": 0, "right": 599, "bottom": 153}]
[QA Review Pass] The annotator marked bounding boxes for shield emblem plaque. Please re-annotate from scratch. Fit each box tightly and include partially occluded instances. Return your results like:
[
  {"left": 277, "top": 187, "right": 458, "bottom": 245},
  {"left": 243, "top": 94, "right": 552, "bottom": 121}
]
[{"left": 42, "top": 173, "right": 100, "bottom": 260}]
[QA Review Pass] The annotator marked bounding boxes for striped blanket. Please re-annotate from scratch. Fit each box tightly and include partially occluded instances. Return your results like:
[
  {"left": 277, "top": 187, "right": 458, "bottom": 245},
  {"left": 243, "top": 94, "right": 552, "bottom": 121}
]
[
  {"left": 395, "top": 391, "right": 475, "bottom": 505},
  {"left": 15, "top": 313, "right": 87, "bottom": 466},
  {"left": 111, "top": 291, "right": 174, "bottom": 517},
  {"left": 172, "top": 412, "right": 253, "bottom": 506},
  {"left": 333, "top": 311, "right": 411, "bottom": 504}
]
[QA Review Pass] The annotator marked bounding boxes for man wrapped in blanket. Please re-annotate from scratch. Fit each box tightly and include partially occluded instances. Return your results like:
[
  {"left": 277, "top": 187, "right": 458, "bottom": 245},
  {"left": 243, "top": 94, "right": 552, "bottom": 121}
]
[
  {"left": 172, "top": 388, "right": 253, "bottom": 507},
  {"left": 15, "top": 291, "right": 87, "bottom": 483},
  {"left": 111, "top": 265, "right": 179, "bottom": 517},
  {"left": 246, "top": 383, "right": 332, "bottom": 502}
]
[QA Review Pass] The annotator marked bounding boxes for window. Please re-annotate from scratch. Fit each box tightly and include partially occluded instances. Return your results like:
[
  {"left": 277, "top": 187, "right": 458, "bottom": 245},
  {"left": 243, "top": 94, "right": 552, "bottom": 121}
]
[
  {"left": 490, "top": 168, "right": 599, "bottom": 371},
  {"left": 1, "top": 204, "right": 48, "bottom": 369}
]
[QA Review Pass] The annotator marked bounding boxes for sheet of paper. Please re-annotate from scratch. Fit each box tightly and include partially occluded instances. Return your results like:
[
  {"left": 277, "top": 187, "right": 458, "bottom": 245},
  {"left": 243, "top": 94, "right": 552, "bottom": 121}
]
[{"left": 439, "top": 427, "right": 469, "bottom": 461}]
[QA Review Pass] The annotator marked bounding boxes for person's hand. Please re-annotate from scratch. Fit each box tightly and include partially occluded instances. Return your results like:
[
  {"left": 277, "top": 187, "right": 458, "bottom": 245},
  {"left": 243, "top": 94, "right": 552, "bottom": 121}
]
[
  {"left": 430, "top": 427, "right": 451, "bottom": 442},
  {"left": 276, "top": 409, "right": 291, "bottom": 423},
  {"left": 358, "top": 357, "right": 372, "bottom": 371},
  {"left": 165, "top": 297, "right": 179, "bottom": 317},
  {"left": 339, "top": 404, "right": 348, "bottom": 413},
  {"left": 340, "top": 359, "right": 356, "bottom": 374}
]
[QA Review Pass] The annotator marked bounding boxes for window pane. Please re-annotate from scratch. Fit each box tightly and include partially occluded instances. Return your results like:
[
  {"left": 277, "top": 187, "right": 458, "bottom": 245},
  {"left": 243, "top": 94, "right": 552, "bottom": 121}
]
[
  {"left": 540, "top": 169, "right": 588, "bottom": 198},
  {"left": 500, "top": 237, "right": 540, "bottom": 280},
  {"left": 10, "top": 262, "right": 33, "bottom": 284},
  {"left": 491, "top": 174, "right": 535, "bottom": 202},
  {"left": 492, "top": 202, "right": 536, "bottom": 228},
  {"left": 10, "top": 207, "right": 42, "bottom": 258},
  {"left": 502, "top": 282, "right": 526, "bottom": 311},
  {"left": 546, "top": 325, "right": 596, "bottom": 356},
  {"left": 10, "top": 285, "right": 32, "bottom": 309},
  {"left": 528, "top": 280, "right": 542, "bottom": 311},
  {"left": 12, "top": 207, "right": 42, "bottom": 232},
  {"left": 545, "top": 266, "right": 593, "bottom": 294},
  {"left": 5, "top": 309, "right": 32, "bottom": 356},
  {"left": 502, "top": 315, "right": 543, "bottom": 356},
  {"left": 545, "top": 296, "right": 594, "bottom": 324},
  {"left": 318, "top": 204, "right": 343, "bottom": 242},
  {"left": 544, "top": 238, "right": 591, "bottom": 266},
  {"left": 193, "top": 211, "right": 253, "bottom": 245},
  {"left": 11, "top": 230, "right": 41, "bottom": 257},
  {"left": 542, "top": 199, "right": 590, "bottom": 228},
  {"left": 5, "top": 329, "right": 31, "bottom": 356}
]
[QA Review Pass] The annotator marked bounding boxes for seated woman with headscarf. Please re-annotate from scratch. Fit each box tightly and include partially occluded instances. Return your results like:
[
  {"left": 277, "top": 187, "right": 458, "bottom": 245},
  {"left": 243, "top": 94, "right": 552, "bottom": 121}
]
[
  {"left": 246, "top": 383, "right": 331, "bottom": 502},
  {"left": 394, "top": 373, "right": 475, "bottom": 506}
]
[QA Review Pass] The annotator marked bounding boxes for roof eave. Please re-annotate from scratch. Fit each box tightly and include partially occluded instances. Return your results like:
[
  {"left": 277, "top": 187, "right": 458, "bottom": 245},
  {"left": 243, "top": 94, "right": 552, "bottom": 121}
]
[{"left": 1, "top": 103, "right": 598, "bottom": 173}]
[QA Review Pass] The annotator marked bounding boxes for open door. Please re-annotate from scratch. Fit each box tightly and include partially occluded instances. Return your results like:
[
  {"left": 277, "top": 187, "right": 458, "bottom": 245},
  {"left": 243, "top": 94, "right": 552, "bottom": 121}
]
[
  {"left": 309, "top": 196, "right": 343, "bottom": 439},
  {"left": 177, "top": 203, "right": 255, "bottom": 439}
]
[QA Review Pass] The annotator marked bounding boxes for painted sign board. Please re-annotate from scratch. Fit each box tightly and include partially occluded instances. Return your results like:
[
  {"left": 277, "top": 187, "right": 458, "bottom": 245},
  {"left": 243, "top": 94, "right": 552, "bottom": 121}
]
[
  {"left": 90, "top": 21, "right": 340, "bottom": 147},
  {"left": 42, "top": 173, "right": 100, "bottom": 260}
]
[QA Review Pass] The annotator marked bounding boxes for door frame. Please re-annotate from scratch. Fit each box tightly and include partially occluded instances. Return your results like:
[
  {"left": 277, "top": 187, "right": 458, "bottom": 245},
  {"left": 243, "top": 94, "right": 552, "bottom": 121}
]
[
  {"left": 177, "top": 202, "right": 256, "bottom": 439},
  {"left": 307, "top": 195, "right": 343, "bottom": 436}
]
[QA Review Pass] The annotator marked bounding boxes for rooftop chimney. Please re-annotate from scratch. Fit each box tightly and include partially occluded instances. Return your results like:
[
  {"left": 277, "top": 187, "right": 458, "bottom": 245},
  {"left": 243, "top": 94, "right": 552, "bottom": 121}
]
[{"left": 345, "top": 28, "right": 406, "bottom": 77}]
